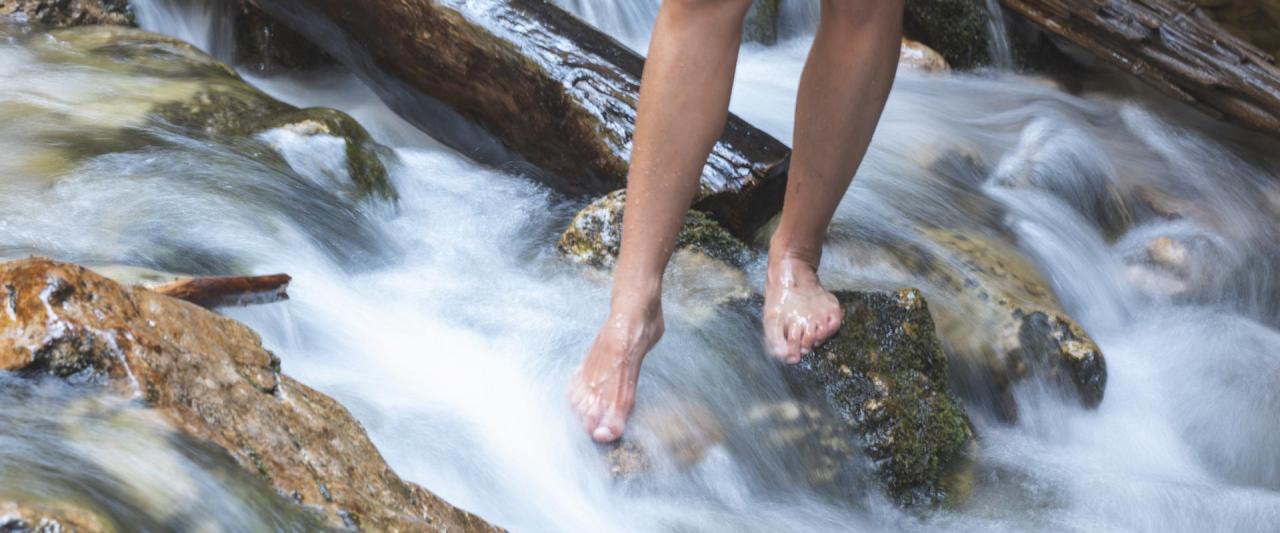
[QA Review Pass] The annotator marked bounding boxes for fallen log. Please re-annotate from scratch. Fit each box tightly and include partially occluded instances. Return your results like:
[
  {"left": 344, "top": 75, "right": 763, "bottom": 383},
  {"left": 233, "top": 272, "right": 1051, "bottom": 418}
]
[
  {"left": 148, "top": 273, "right": 291, "bottom": 308},
  {"left": 249, "top": 0, "right": 791, "bottom": 239},
  {"left": 999, "top": 0, "right": 1280, "bottom": 134}
]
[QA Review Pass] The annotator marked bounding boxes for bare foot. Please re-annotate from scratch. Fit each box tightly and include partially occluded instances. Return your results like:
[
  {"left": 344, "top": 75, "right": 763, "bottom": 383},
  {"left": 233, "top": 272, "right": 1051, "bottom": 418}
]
[
  {"left": 569, "top": 298, "right": 664, "bottom": 443},
  {"left": 763, "top": 254, "right": 842, "bottom": 364}
]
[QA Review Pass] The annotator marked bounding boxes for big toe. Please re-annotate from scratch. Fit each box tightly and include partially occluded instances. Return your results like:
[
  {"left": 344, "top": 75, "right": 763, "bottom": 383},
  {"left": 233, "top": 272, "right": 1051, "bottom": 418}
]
[
  {"left": 763, "top": 314, "right": 789, "bottom": 361},
  {"left": 592, "top": 409, "right": 629, "bottom": 443}
]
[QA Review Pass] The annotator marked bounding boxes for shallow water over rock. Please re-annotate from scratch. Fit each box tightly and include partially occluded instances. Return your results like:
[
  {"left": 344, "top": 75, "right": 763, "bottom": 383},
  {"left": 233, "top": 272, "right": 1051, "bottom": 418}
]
[{"left": 2, "top": 0, "right": 1279, "bottom": 531}]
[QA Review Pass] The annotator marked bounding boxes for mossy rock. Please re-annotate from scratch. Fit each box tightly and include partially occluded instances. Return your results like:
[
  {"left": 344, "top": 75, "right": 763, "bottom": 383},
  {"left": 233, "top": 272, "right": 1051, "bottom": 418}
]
[
  {"left": 904, "top": 0, "right": 1069, "bottom": 71},
  {"left": 904, "top": 0, "right": 993, "bottom": 70},
  {"left": 28, "top": 26, "right": 395, "bottom": 203},
  {"left": 783, "top": 289, "right": 976, "bottom": 506},
  {"left": 558, "top": 189, "right": 751, "bottom": 269},
  {"left": 744, "top": 0, "right": 780, "bottom": 45}
]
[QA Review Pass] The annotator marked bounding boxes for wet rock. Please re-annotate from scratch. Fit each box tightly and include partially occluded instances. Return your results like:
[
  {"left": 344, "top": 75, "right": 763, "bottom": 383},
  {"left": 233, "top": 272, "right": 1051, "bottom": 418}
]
[
  {"left": 783, "top": 289, "right": 976, "bottom": 505},
  {"left": 0, "top": 0, "right": 133, "bottom": 27},
  {"left": 899, "top": 39, "right": 951, "bottom": 73},
  {"left": 0, "top": 258, "right": 500, "bottom": 532},
  {"left": 745, "top": 399, "right": 864, "bottom": 489},
  {"left": 744, "top": 0, "right": 780, "bottom": 45},
  {"left": 19, "top": 25, "right": 394, "bottom": 203},
  {"left": 0, "top": 499, "right": 108, "bottom": 533},
  {"left": 897, "top": 229, "right": 1108, "bottom": 418},
  {"left": 903, "top": 0, "right": 1071, "bottom": 71},
  {"left": 904, "top": 0, "right": 991, "bottom": 69},
  {"left": 559, "top": 190, "right": 751, "bottom": 270},
  {"left": 232, "top": 0, "right": 335, "bottom": 74}
]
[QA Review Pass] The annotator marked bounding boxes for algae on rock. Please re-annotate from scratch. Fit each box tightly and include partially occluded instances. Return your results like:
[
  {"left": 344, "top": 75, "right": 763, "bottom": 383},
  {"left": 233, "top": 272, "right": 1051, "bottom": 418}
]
[{"left": 784, "top": 289, "right": 976, "bottom": 505}]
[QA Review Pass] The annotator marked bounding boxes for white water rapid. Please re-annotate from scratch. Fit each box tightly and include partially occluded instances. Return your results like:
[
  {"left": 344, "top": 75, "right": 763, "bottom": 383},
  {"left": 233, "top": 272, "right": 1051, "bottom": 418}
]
[{"left": 2, "top": 1, "right": 1279, "bottom": 531}]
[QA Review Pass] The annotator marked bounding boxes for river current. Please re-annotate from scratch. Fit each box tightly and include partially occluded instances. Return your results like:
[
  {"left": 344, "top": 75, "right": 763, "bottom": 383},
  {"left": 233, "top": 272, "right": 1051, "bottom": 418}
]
[{"left": 2, "top": 1, "right": 1279, "bottom": 531}]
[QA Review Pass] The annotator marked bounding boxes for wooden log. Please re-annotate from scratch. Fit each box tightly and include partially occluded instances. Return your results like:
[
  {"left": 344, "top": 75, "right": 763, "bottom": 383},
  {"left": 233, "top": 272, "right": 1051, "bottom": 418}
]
[
  {"left": 999, "top": 0, "right": 1280, "bottom": 134},
  {"left": 249, "top": 0, "right": 791, "bottom": 239},
  {"left": 149, "top": 274, "right": 291, "bottom": 308}
]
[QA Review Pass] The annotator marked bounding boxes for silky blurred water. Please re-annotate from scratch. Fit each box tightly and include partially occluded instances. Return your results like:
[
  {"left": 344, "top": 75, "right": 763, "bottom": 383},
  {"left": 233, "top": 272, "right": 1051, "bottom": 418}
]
[{"left": 1, "top": 1, "right": 1279, "bottom": 531}]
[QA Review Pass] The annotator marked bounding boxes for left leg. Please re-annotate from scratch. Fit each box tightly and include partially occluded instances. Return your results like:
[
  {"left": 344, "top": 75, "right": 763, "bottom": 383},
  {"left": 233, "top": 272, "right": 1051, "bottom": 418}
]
[{"left": 764, "top": 0, "right": 904, "bottom": 362}]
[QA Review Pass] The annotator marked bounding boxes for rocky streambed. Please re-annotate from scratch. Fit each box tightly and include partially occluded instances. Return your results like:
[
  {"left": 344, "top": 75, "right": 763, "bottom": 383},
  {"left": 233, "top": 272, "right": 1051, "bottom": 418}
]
[{"left": 3, "top": 0, "right": 1280, "bottom": 531}]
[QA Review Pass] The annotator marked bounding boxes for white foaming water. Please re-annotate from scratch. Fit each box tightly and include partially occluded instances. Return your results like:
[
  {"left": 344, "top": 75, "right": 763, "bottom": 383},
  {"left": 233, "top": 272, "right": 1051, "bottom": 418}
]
[{"left": 3, "top": 1, "right": 1277, "bottom": 531}]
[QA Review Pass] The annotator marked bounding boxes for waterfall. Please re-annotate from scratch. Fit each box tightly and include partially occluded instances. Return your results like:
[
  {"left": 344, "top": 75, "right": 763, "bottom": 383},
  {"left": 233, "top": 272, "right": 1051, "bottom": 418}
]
[{"left": 985, "top": 0, "right": 1015, "bottom": 69}]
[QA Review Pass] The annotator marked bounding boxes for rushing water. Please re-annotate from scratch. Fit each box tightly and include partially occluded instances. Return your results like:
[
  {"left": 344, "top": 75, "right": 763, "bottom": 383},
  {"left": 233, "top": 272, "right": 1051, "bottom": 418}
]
[{"left": 3, "top": 1, "right": 1280, "bottom": 531}]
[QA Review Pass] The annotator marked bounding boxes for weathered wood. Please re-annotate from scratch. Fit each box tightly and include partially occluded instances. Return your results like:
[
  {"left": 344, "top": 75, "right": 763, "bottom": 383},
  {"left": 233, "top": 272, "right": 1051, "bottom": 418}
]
[
  {"left": 249, "top": 0, "right": 791, "bottom": 239},
  {"left": 149, "top": 274, "right": 291, "bottom": 308},
  {"left": 1000, "top": 0, "right": 1280, "bottom": 133}
]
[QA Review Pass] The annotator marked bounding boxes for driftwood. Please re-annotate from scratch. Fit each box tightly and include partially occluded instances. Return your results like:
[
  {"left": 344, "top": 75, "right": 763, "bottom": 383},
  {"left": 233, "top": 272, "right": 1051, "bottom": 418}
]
[
  {"left": 149, "top": 274, "right": 291, "bottom": 308},
  {"left": 1000, "top": 0, "right": 1280, "bottom": 133},
  {"left": 249, "top": 0, "right": 791, "bottom": 239}
]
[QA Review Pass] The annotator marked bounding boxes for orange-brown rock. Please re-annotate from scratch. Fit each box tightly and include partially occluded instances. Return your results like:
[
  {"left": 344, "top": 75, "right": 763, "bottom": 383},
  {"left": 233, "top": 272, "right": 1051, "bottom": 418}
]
[
  {"left": 0, "top": 499, "right": 108, "bottom": 532},
  {"left": 0, "top": 258, "right": 500, "bottom": 532}
]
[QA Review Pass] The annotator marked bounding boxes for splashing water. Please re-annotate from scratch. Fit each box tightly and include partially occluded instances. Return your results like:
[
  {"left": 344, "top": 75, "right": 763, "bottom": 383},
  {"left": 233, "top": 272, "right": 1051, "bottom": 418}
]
[{"left": 1, "top": 1, "right": 1279, "bottom": 531}]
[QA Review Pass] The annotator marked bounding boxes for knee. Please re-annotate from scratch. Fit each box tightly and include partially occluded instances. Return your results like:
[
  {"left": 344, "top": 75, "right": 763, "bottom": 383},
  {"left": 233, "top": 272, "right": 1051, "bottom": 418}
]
[
  {"left": 663, "top": 0, "right": 754, "bottom": 22},
  {"left": 821, "top": 0, "right": 905, "bottom": 27}
]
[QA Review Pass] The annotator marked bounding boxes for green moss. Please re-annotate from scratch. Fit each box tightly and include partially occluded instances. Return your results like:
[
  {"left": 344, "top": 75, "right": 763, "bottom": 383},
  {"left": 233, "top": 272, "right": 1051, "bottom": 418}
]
[
  {"left": 558, "top": 190, "right": 751, "bottom": 269},
  {"left": 788, "top": 289, "right": 975, "bottom": 505},
  {"left": 153, "top": 91, "right": 396, "bottom": 202},
  {"left": 904, "top": 0, "right": 992, "bottom": 70}
]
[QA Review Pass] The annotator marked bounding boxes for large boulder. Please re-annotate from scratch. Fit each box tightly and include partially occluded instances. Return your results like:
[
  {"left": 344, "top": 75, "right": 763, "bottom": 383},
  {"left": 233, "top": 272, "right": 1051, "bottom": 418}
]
[
  {"left": 0, "top": 0, "right": 132, "bottom": 27},
  {"left": 0, "top": 258, "right": 499, "bottom": 532}
]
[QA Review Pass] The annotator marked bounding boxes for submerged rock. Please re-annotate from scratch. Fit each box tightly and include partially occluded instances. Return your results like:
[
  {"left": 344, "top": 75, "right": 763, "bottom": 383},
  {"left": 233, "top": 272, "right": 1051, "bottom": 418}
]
[
  {"left": 0, "top": 0, "right": 132, "bottom": 27},
  {"left": 0, "top": 499, "right": 108, "bottom": 533},
  {"left": 17, "top": 25, "right": 395, "bottom": 203},
  {"left": 784, "top": 289, "right": 976, "bottom": 506},
  {"left": 0, "top": 258, "right": 499, "bottom": 532},
  {"left": 896, "top": 229, "right": 1108, "bottom": 419}
]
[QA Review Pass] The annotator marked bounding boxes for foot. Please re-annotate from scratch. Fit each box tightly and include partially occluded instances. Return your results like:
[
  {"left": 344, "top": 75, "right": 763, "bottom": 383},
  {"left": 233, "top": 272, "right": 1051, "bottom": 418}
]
[
  {"left": 763, "top": 254, "right": 842, "bottom": 364},
  {"left": 569, "top": 298, "right": 664, "bottom": 443}
]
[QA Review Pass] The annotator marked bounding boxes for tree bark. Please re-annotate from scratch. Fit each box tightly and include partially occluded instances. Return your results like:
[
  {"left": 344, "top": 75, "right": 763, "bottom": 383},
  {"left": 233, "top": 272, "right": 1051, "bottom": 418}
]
[
  {"left": 249, "top": 0, "right": 791, "bottom": 239},
  {"left": 999, "top": 0, "right": 1280, "bottom": 134},
  {"left": 149, "top": 274, "right": 291, "bottom": 308}
]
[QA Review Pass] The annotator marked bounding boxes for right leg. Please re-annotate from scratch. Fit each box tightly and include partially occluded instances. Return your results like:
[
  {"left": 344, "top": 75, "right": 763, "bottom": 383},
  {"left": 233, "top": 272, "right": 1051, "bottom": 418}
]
[{"left": 570, "top": 0, "right": 752, "bottom": 443}]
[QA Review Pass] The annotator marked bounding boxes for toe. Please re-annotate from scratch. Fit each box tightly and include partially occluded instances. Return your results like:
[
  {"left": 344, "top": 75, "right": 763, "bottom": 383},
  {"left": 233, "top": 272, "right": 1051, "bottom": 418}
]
[
  {"left": 764, "top": 311, "right": 789, "bottom": 361},
  {"left": 593, "top": 410, "right": 628, "bottom": 443},
  {"left": 799, "top": 321, "right": 818, "bottom": 354},
  {"left": 784, "top": 321, "right": 804, "bottom": 363}
]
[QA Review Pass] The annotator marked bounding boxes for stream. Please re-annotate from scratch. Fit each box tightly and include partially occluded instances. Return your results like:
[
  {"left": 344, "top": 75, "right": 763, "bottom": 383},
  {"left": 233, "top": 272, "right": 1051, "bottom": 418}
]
[{"left": 3, "top": 1, "right": 1280, "bottom": 531}]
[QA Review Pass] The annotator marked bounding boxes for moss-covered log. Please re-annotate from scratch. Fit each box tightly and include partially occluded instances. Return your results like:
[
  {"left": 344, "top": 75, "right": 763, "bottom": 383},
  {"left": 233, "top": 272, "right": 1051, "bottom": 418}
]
[
  {"left": 1000, "top": 0, "right": 1280, "bottom": 134},
  {"left": 249, "top": 0, "right": 791, "bottom": 239}
]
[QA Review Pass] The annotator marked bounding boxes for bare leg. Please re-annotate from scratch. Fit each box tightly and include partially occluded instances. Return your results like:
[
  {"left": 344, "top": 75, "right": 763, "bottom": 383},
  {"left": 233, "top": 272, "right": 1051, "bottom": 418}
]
[
  {"left": 570, "top": 0, "right": 752, "bottom": 443},
  {"left": 764, "top": 0, "right": 904, "bottom": 362}
]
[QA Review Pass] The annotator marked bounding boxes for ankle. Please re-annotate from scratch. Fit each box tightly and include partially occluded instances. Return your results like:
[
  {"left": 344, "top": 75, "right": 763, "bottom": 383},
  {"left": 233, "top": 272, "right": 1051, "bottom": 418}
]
[{"left": 768, "top": 234, "right": 822, "bottom": 271}]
